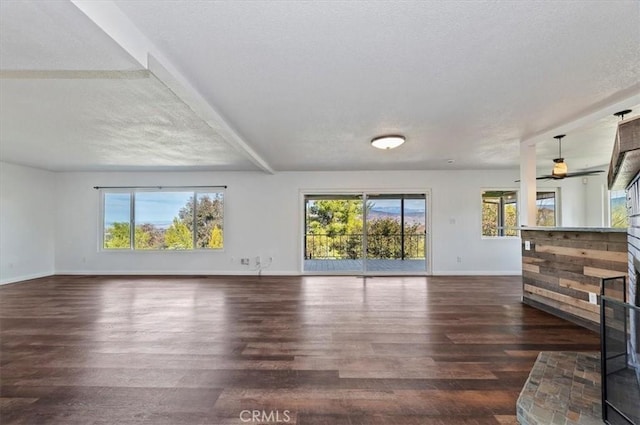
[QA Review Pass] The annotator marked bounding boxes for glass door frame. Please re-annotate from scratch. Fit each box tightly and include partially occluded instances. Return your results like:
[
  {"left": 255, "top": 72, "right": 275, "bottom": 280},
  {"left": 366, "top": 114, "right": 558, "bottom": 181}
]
[{"left": 299, "top": 189, "right": 432, "bottom": 276}]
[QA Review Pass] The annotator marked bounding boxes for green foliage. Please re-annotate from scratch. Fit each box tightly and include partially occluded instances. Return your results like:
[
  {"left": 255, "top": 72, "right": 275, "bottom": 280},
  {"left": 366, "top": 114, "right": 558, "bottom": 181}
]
[
  {"left": 179, "top": 194, "right": 223, "bottom": 248},
  {"left": 307, "top": 200, "right": 363, "bottom": 236},
  {"left": 305, "top": 200, "right": 425, "bottom": 260},
  {"left": 536, "top": 208, "right": 555, "bottom": 227},
  {"left": 134, "top": 223, "right": 163, "bottom": 249},
  {"left": 306, "top": 200, "right": 364, "bottom": 259},
  {"left": 482, "top": 198, "right": 517, "bottom": 237},
  {"left": 482, "top": 202, "right": 499, "bottom": 236},
  {"left": 611, "top": 204, "right": 628, "bottom": 228},
  {"left": 536, "top": 195, "right": 556, "bottom": 227},
  {"left": 367, "top": 218, "right": 423, "bottom": 259},
  {"left": 105, "top": 192, "right": 224, "bottom": 250},
  {"left": 104, "top": 222, "right": 131, "bottom": 249},
  {"left": 208, "top": 225, "right": 224, "bottom": 249},
  {"left": 504, "top": 204, "right": 517, "bottom": 236},
  {"left": 165, "top": 218, "right": 193, "bottom": 249}
]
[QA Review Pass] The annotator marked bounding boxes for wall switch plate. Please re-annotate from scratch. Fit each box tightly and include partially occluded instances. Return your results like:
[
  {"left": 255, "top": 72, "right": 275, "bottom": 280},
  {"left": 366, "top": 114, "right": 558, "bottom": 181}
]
[
  {"left": 588, "top": 292, "right": 598, "bottom": 304},
  {"left": 524, "top": 241, "right": 531, "bottom": 250}
]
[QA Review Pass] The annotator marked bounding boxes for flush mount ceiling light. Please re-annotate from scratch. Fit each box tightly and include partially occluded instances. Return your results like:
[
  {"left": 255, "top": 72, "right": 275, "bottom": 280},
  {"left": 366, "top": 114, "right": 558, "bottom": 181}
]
[{"left": 371, "top": 135, "right": 405, "bottom": 150}]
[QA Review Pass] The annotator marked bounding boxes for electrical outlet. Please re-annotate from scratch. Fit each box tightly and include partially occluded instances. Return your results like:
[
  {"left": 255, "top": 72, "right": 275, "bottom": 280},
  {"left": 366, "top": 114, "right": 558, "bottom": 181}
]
[
  {"left": 588, "top": 292, "right": 598, "bottom": 304},
  {"left": 241, "top": 258, "right": 250, "bottom": 265},
  {"left": 524, "top": 241, "right": 531, "bottom": 251},
  {"left": 255, "top": 256, "right": 261, "bottom": 267},
  {"left": 456, "top": 256, "right": 462, "bottom": 263}
]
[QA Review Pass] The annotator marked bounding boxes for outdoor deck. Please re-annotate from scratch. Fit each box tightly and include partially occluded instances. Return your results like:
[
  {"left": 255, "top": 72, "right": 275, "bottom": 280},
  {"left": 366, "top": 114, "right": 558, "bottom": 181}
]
[{"left": 304, "top": 259, "right": 426, "bottom": 273}]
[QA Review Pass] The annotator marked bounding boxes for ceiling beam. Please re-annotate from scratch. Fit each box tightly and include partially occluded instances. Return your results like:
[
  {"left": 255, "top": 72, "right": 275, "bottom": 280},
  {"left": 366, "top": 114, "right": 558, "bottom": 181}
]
[
  {"left": 0, "top": 70, "right": 150, "bottom": 79},
  {"left": 521, "top": 83, "right": 640, "bottom": 146},
  {"left": 69, "top": 0, "right": 275, "bottom": 174}
]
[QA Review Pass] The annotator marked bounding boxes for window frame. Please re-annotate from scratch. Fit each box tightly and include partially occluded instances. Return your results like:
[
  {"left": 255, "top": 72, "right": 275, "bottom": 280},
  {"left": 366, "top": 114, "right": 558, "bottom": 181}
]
[
  {"left": 609, "top": 189, "right": 628, "bottom": 228},
  {"left": 99, "top": 187, "right": 225, "bottom": 252},
  {"left": 481, "top": 189, "right": 519, "bottom": 238},
  {"left": 535, "top": 190, "right": 558, "bottom": 227}
]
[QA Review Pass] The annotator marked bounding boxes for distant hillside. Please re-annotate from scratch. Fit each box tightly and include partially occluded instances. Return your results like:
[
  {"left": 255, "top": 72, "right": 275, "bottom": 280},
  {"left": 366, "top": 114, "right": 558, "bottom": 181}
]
[
  {"left": 611, "top": 196, "right": 627, "bottom": 209},
  {"left": 368, "top": 207, "right": 425, "bottom": 225}
]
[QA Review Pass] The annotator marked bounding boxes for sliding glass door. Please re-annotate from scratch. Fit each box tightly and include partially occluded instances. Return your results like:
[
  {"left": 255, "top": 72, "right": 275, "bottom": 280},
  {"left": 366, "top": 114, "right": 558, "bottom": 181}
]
[
  {"left": 304, "top": 194, "right": 364, "bottom": 273},
  {"left": 303, "top": 192, "right": 428, "bottom": 274},
  {"left": 366, "top": 194, "right": 426, "bottom": 273}
]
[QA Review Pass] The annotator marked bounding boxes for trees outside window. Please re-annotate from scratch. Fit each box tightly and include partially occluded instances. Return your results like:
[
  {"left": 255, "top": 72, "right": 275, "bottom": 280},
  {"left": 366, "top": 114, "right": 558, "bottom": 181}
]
[
  {"left": 482, "top": 190, "right": 558, "bottom": 235},
  {"left": 610, "top": 190, "right": 628, "bottom": 228},
  {"left": 304, "top": 196, "right": 426, "bottom": 260},
  {"left": 102, "top": 189, "right": 224, "bottom": 250},
  {"left": 536, "top": 191, "right": 556, "bottom": 227},
  {"left": 482, "top": 190, "right": 518, "bottom": 237}
]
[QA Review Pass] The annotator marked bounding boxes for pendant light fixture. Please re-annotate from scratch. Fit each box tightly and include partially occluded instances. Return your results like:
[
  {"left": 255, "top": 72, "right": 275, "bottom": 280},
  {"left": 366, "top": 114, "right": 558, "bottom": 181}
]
[
  {"left": 371, "top": 135, "right": 405, "bottom": 150},
  {"left": 515, "top": 133, "right": 605, "bottom": 181},
  {"left": 551, "top": 134, "right": 568, "bottom": 178}
]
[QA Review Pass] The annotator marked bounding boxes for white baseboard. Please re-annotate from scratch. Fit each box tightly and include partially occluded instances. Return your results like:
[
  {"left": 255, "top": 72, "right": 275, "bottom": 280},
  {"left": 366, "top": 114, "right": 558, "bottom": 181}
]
[
  {"left": 431, "top": 270, "right": 522, "bottom": 276},
  {"left": 0, "top": 272, "right": 54, "bottom": 285},
  {"left": 54, "top": 270, "right": 301, "bottom": 277},
  {"left": 4, "top": 270, "right": 520, "bottom": 282}
]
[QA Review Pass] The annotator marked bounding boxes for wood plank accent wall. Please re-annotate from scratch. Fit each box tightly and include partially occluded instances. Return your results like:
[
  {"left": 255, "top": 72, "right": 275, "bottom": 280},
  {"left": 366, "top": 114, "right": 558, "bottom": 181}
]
[{"left": 521, "top": 229, "right": 628, "bottom": 331}]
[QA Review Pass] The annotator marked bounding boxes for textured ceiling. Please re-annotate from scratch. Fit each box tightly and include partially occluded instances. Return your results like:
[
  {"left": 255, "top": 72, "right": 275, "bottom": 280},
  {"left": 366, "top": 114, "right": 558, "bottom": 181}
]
[
  {"left": 1, "top": 0, "right": 639, "bottom": 172},
  {"left": 113, "top": 0, "right": 640, "bottom": 172},
  {"left": 534, "top": 109, "right": 640, "bottom": 174},
  {"left": 0, "top": 0, "right": 139, "bottom": 71},
  {"left": 0, "top": 0, "right": 258, "bottom": 172},
  {"left": 0, "top": 74, "right": 258, "bottom": 171}
]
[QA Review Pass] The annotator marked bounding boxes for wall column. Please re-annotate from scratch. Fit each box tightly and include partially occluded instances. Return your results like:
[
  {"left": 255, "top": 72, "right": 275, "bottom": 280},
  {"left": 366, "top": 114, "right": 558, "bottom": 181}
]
[{"left": 520, "top": 142, "right": 537, "bottom": 226}]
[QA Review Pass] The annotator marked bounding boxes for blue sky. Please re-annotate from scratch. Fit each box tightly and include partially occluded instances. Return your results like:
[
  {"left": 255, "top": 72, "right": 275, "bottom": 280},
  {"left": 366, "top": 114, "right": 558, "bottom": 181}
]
[{"left": 104, "top": 192, "right": 192, "bottom": 227}]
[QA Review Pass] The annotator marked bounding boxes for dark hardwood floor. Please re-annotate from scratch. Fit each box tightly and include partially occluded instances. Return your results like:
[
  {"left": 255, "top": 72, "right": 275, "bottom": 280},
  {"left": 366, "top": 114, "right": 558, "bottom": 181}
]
[{"left": 0, "top": 275, "right": 600, "bottom": 424}]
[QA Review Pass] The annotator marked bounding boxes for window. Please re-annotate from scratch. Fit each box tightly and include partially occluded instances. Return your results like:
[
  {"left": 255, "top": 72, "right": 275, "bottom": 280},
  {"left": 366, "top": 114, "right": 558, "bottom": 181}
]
[
  {"left": 102, "top": 189, "right": 224, "bottom": 250},
  {"left": 482, "top": 190, "right": 518, "bottom": 237},
  {"left": 536, "top": 191, "right": 556, "bottom": 227},
  {"left": 610, "top": 190, "right": 628, "bottom": 228}
]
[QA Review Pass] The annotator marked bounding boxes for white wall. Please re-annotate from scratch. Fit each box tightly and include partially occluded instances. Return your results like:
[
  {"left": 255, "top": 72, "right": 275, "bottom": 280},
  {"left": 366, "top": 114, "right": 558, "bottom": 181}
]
[
  {"left": 585, "top": 173, "right": 609, "bottom": 227},
  {"left": 539, "top": 173, "right": 608, "bottom": 227},
  {"left": 54, "top": 169, "right": 526, "bottom": 276},
  {"left": 557, "top": 177, "right": 587, "bottom": 227},
  {"left": 0, "top": 162, "right": 56, "bottom": 284}
]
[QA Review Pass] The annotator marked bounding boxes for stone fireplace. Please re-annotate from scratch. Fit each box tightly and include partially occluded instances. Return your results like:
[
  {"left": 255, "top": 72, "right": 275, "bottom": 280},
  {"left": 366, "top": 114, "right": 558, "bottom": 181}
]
[
  {"left": 626, "top": 185, "right": 640, "bottom": 384},
  {"left": 607, "top": 114, "right": 640, "bottom": 423},
  {"left": 609, "top": 114, "right": 640, "bottom": 360}
]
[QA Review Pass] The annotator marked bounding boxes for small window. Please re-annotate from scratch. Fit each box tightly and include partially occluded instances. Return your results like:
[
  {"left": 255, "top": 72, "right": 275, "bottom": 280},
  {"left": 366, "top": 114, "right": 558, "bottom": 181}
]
[
  {"left": 610, "top": 190, "right": 628, "bottom": 228},
  {"left": 536, "top": 191, "right": 556, "bottom": 227},
  {"left": 482, "top": 190, "right": 518, "bottom": 237},
  {"left": 102, "top": 188, "right": 224, "bottom": 250}
]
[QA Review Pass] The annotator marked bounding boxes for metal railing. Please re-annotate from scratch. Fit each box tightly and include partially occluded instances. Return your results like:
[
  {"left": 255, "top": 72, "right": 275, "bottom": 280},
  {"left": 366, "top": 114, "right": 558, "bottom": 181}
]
[
  {"left": 304, "top": 233, "right": 426, "bottom": 260},
  {"left": 600, "top": 276, "right": 640, "bottom": 425}
]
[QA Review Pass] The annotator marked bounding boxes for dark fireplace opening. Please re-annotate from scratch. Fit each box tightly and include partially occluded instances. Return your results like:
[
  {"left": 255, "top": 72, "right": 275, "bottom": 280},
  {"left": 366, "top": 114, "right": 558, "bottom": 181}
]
[
  {"left": 635, "top": 256, "right": 640, "bottom": 306},
  {"left": 600, "top": 272, "right": 640, "bottom": 424}
]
